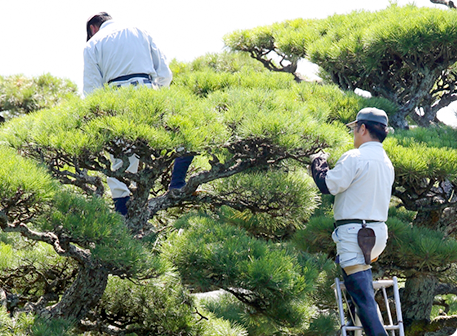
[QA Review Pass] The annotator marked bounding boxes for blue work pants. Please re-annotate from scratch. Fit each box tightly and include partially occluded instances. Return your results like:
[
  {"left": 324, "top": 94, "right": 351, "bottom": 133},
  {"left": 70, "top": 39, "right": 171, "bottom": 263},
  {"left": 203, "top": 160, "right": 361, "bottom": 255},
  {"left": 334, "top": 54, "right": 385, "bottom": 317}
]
[{"left": 343, "top": 269, "right": 388, "bottom": 336}]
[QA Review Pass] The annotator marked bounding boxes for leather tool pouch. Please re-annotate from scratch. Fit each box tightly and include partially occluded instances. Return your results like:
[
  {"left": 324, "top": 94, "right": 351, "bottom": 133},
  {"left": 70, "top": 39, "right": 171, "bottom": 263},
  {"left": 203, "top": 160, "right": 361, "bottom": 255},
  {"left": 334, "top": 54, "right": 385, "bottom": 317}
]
[{"left": 357, "top": 223, "right": 376, "bottom": 264}]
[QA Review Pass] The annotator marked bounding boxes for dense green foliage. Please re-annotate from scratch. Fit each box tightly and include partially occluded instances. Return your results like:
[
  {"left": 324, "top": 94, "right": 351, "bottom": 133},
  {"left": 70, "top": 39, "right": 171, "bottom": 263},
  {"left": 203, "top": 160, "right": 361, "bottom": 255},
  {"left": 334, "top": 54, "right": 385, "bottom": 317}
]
[
  {"left": 0, "top": 53, "right": 363, "bottom": 335},
  {"left": 225, "top": 5, "right": 457, "bottom": 128},
  {"left": 0, "top": 74, "right": 77, "bottom": 120},
  {"left": 163, "top": 212, "right": 315, "bottom": 327},
  {"left": 2, "top": 8, "right": 457, "bottom": 335},
  {"left": 97, "top": 274, "right": 198, "bottom": 335}
]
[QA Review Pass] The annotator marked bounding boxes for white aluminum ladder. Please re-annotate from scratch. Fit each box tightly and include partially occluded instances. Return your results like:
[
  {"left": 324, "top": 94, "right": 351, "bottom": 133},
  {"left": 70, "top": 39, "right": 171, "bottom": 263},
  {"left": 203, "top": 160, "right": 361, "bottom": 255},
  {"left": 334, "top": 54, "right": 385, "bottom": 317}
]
[{"left": 333, "top": 276, "right": 405, "bottom": 336}]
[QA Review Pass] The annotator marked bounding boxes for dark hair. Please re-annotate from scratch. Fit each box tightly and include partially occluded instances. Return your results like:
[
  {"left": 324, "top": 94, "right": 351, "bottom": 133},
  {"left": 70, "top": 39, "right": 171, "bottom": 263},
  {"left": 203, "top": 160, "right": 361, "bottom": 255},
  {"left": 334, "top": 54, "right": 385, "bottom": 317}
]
[
  {"left": 356, "top": 120, "right": 388, "bottom": 143},
  {"left": 86, "top": 12, "right": 112, "bottom": 41}
]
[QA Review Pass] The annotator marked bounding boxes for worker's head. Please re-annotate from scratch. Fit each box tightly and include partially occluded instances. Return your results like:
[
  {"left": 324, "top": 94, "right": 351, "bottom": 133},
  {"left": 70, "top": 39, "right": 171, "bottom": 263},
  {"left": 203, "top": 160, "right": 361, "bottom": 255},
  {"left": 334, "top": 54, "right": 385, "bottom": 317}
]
[
  {"left": 346, "top": 107, "right": 389, "bottom": 148},
  {"left": 86, "top": 12, "right": 112, "bottom": 41}
]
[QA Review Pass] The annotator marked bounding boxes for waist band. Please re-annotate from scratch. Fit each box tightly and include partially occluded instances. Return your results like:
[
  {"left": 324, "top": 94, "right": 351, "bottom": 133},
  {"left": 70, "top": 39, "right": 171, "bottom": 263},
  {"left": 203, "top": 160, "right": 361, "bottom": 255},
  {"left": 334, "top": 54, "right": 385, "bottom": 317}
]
[
  {"left": 334, "top": 219, "right": 381, "bottom": 228},
  {"left": 108, "top": 73, "right": 150, "bottom": 84}
]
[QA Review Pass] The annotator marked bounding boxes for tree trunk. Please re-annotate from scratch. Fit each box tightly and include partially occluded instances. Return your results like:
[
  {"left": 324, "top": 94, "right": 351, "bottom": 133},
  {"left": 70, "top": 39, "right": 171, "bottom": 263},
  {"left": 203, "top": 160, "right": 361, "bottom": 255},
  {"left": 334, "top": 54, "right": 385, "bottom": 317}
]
[
  {"left": 410, "top": 105, "right": 437, "bottom": 128},
  {"left": 390, "top": 110, "right": 410, "bottom": 130},
  {"left": 402, "top": 273, "right": 438, "bottom": 327},
  {"left": 413, "top": 209, "right": 443, "bottom": 229},
  {"left": 45, "top": 263, "right": 109, "bottom": 321}
]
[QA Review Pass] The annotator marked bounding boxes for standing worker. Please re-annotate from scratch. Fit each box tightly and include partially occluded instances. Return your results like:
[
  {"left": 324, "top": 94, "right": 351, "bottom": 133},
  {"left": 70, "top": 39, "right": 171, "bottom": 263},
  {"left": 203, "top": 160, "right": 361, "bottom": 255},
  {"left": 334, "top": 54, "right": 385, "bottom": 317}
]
[
  {"left": 83, "top": 12, "right": 193, "bottom": 216},
  {"left": 311, "top": 107, "right": 394, "bottom": 336}
]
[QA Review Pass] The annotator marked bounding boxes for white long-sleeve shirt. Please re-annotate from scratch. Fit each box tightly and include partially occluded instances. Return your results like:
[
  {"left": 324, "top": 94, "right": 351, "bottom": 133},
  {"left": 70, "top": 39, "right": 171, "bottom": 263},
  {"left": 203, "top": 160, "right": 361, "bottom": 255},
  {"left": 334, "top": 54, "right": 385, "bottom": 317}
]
[
  {"left": 325, "top": 142, "right": 395, "bottom": 221},
  {"left": 83, "top": 20, "right": 172, "bottom": 95}
]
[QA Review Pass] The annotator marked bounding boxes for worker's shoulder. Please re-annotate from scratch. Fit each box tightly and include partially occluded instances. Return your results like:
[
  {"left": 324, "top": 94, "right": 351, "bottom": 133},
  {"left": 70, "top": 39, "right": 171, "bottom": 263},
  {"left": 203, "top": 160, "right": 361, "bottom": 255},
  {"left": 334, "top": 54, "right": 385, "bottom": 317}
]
[
  {"left": 340, "top": 146, "right": 387, "bottom": 163},
  {"left": 113, "top": 20, "right": 151, "bottom": 36},
  {"left": 341, "top": 148, "right": 361, "bottom": 160},
  {"left": 334, "top": 149, "right": 361, "bottom": 167}
]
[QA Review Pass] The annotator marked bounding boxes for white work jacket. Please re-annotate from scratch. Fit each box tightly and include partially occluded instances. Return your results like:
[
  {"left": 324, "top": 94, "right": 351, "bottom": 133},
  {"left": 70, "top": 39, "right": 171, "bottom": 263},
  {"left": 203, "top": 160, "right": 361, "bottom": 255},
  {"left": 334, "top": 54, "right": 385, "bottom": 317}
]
[
  {"left": 83, "top": 20, "right": 172, "bottom": 95},
  {"left": 325, "top": 142, "right": 395, "bottom": 222}
]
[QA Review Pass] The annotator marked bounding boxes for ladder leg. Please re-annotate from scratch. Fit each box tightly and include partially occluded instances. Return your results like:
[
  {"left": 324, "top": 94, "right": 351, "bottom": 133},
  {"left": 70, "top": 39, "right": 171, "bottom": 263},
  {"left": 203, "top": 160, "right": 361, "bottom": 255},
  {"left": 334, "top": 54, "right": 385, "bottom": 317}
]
[
  {"left": 355, "top": 314, "right": 362, "bottom": 336},
  {"left": 334, "top": 278, "right": 348, "bottom": 336},
  {"left": 393, "top": 277, "right": 405, "bottom": 336},
  {"left": 380, "top": 286, "right": 395, "bottom": 336},
  {"left": 338, "top": 277, "right": 404, "bottom": 336}
]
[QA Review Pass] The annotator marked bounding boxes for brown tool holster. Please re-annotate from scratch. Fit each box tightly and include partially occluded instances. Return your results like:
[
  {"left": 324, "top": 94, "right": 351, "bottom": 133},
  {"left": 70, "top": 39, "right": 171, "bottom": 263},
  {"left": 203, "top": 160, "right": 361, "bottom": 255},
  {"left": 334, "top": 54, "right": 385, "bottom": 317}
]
[{"left": 357, "top": 223, "right": 376, "bottom": 265}]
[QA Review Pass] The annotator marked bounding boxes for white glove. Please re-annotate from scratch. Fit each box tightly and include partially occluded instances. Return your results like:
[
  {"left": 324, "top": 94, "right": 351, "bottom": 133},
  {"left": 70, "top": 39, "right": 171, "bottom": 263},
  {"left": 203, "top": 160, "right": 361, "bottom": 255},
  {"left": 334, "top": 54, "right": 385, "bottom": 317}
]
[{"left": 310, "top": 151, "right": 329, "bottom": 162}]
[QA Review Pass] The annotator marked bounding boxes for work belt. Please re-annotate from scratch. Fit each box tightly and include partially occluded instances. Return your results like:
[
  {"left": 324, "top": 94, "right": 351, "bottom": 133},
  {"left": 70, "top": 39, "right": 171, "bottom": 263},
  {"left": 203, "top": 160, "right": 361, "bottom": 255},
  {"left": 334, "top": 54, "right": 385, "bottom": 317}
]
[
  {"left": 108, "top": 73, "right": 151, "bottom": 84},
  {"left": 334, "top": 219, "right": 379, "bottom": 228},
  {"left": 334, "top": 219, "right": 382, "bottom": 265}
]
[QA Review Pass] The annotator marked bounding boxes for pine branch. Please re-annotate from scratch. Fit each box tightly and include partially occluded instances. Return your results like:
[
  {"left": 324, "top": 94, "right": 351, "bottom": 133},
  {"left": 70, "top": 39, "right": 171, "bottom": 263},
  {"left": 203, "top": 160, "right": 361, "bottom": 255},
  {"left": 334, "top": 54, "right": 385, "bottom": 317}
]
[
  {"left": 0, "top": 261, "right": 76, "bottom": 314},
  {"left": 249, "top": 48, "right": 280, "bottom": 72},
  {"left": 145, "top": 138, "right": 312, "bottom": 219},
  {"left": 0, "top": 210, "right": 91, "bottom": 264},
  {"left": 200, "top": 196, "right": 283, "bottom": 214},
  {"left": 248, "top": 47, "right": 300, "bottom": 81},
  {"left": 51, "top": 167, "right": 105, "bottom": 196},
  {"left": 393, "top": 178, "right": 457, "bottom": 213},
  {"left": 79, "top": 317, "right": 156, "bottom": 335},
  {"left": 434, "top": 282, "right": 457, "bottom": 296}
]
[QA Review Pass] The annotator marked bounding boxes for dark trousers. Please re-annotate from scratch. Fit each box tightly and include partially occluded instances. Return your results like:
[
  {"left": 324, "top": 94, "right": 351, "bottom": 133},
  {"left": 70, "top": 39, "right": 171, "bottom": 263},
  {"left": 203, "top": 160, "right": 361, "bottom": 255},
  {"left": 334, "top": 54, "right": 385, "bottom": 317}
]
[
  {"left": 113, "top": 196, "right": 130, "bottom": 216},
  {"left": 343, "top": 269, "right": 388, "bottom": 336},
  {"left": 168, "top": 156, "right": 194, "bottom": 190}
]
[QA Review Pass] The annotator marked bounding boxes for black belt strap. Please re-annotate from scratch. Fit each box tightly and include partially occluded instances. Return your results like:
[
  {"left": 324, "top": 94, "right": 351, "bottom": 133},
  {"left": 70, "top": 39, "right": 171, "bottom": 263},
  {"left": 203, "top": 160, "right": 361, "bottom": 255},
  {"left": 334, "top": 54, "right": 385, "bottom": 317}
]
[
  {"left": 334, "top": 219, "right": 380, "bottom": 228},
  {"left": 108, "top": 73, "right": 150, "bottom": 84}
]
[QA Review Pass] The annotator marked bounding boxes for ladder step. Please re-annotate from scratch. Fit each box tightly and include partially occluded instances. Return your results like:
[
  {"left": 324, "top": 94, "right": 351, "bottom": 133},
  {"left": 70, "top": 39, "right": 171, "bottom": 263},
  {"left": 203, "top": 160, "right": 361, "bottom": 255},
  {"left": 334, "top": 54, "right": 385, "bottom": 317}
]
[
  {"left": 344, "top": 325, "right": 401, "bottom": 331},
  {"left": 333, "top": 279, "right": 395, "bottom": 291}
]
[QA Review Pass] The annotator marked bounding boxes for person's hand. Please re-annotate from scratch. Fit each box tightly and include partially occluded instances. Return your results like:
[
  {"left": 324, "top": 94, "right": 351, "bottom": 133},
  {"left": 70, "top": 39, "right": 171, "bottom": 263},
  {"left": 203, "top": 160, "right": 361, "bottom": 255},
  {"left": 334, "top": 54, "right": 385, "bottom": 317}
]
[{"left": 310, "top": 151, "right": 329, "bottom": 162}]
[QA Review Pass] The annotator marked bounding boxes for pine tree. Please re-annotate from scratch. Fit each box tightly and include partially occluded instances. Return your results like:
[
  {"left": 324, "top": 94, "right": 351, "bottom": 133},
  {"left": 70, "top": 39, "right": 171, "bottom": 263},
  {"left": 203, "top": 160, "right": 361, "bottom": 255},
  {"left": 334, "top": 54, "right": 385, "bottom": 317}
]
[
  {"left": 224, "top": 5, "right": 457, "bottom": 129},
  {"left": 3, "top": 47, "right": 457, "bottom": 336},
  {"left": 0, "top": 73, "right": 77, "bottom": 120},
  {"left": 225, "top": 6, "right": 457, "bottom": 331},
  {"left": 0, "top": 53, "right": 376, "bottom": 335}
]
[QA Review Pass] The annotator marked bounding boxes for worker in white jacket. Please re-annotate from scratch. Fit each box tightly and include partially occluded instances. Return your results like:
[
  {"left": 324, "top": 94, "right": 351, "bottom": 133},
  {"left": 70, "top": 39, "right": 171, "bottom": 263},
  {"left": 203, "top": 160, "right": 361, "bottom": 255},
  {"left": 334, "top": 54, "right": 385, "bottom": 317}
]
[
  {"left": 84, "top": 12, "right": 193, "bottom": 215},
  {"left": 311, "top": 108, "right": 394, "bottom": 336}
]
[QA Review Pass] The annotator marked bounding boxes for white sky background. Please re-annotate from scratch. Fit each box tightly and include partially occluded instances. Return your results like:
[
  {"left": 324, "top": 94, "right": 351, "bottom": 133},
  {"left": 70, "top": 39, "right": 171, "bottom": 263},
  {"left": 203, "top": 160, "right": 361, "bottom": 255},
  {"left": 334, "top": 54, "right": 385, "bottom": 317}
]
[
  {"left": 1, "top": 0, "right": 456, "bottom": 124},
  {"left": 0, "top": 0, "right": 440, "bottom": 89}
]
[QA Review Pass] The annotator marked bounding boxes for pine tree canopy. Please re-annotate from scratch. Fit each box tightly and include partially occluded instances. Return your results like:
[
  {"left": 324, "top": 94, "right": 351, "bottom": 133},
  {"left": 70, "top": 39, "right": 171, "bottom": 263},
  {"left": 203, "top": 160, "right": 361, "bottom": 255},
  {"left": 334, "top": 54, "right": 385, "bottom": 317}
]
[
  {"left": 0, "top": 74, "right": 77, "bottom": 120},
  {"left": 224, "top": 4, "right": 457, "bottom": 129}
]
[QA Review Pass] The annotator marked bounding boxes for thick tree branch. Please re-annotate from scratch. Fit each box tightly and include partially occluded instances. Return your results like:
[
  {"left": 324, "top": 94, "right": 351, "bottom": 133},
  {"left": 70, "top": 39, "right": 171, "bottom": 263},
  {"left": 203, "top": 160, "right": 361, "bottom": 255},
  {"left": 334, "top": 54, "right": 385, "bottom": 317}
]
[
  {"left": 0, "top": 211, "right": 91, "bottom": 264},
  {"left": 144, "top": 138, "right": 318, "bottom": 222},
  {"left": 393, "top": 178, "right": 457, "bottom": 213},
  {"left": 434, "top": 282, "right": 457, "bottom": 296},
  {"left": 248, "top": 49, "right": 301, "bottom": 82},
  {"left": 430, "top": 0, "right": 456, "bottom": 8}
]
